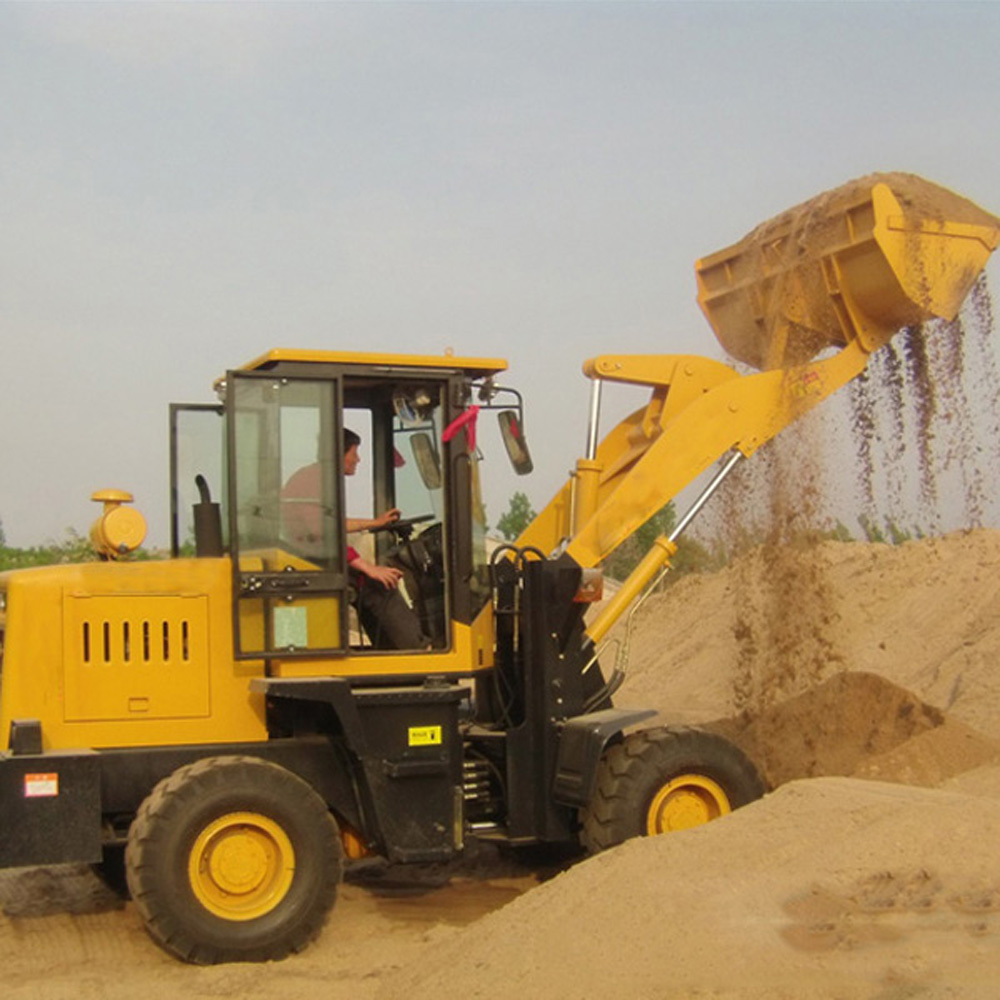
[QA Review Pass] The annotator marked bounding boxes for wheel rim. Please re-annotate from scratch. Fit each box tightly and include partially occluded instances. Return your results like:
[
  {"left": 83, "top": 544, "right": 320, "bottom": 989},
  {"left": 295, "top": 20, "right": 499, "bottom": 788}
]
[
  {"left": 645, "top": 774, "right": 732, "bottom": 834},
  {"left": 188, "top": 811, "right": 296, "bottom": 921}
]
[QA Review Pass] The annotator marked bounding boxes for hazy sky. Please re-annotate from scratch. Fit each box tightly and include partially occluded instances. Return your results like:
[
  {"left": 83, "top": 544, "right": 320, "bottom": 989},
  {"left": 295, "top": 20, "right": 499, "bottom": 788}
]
[{"left": 3, "top": 1, "right": 1000, "bottom": 548}]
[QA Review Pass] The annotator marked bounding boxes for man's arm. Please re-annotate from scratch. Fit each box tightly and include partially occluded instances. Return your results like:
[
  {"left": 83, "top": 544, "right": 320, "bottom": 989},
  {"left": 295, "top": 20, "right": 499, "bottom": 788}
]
[
  {"left": 348, "top": 552, "right": 403, "bottom": 589},
  {"left": 345, "top": 507, "right": 401, "bottom": 533}
]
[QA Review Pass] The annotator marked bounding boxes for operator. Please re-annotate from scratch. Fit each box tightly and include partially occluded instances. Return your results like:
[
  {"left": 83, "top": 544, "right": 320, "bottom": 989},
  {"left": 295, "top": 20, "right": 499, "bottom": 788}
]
[
  {"left": 282, "top": 428, "right": 428, "bottom": 650},
  {"left": 342, "top": 428, "right": 430, "bottom": 649}
]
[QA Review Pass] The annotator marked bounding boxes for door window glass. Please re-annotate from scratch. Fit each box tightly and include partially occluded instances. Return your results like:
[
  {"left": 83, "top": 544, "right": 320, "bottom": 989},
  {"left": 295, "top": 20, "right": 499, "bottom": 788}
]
[{"left": 229, "top": 374, "right": 346, "bottom": 657}]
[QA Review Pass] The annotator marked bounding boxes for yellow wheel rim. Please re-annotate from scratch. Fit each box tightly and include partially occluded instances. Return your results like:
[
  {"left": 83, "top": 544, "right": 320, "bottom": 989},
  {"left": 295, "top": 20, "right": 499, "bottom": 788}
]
[
  {"left": 188, "top": 811, "right": 295, "bottom": 921},
  {"left": 646, "top": 774, "right": 732, "bottom": 835}
]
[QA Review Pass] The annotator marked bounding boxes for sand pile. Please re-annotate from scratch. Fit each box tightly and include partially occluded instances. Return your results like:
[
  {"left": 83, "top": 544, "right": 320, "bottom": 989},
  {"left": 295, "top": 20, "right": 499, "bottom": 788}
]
[
  {"left": 376, "top": 529, "right": 1000, "bottom": 1000},
  {"left": 380, "top": 777, "right": 1000, "bottom": 1000},
  {"left": 620, "top": 529, "right": 1000, "bottom": 741},
  {"left": 615, "top": 529, "right": 1000, "bottom": 797},
  {"left": 709, "top": 671, "right": 1000, "bottom": 790}
]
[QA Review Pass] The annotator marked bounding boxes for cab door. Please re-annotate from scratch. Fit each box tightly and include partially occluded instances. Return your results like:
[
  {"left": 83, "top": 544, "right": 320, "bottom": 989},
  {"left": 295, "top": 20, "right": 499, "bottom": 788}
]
[{"left": 226, "top": 371, "right": 349, "bottom": 658}]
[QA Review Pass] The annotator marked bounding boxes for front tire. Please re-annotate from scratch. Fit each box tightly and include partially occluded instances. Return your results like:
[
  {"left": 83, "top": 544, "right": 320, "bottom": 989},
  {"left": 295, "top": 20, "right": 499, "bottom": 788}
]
[
  {"left": 125, "top": 756, "right": 343, "bottom": 964},
  {"left": 580, "top": 727, "right": 765, "bottom": 853}
]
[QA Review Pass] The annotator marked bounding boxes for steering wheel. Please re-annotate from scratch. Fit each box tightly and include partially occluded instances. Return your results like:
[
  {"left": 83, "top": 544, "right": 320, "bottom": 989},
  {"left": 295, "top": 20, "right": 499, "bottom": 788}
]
[{"left": 372, "top": 514, "right": 435, "bottom": 540}]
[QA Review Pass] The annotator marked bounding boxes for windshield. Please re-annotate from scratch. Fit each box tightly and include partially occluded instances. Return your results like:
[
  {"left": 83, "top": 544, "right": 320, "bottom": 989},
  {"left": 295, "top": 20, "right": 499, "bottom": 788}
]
[{"left": 393, "top": 417, "right": 445, "bottom": 521}]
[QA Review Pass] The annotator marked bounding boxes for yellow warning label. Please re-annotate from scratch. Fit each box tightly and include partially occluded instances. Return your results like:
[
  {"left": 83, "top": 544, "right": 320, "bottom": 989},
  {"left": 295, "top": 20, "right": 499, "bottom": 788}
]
[{"left": 408, "top": 725, "right": 442, "bottom": 747}]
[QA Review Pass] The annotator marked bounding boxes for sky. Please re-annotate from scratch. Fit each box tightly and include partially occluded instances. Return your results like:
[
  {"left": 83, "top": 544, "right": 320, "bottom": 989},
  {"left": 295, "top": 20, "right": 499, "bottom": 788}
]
[{"left": 2, "top": 0, "right": 1000, "bottom": 549}]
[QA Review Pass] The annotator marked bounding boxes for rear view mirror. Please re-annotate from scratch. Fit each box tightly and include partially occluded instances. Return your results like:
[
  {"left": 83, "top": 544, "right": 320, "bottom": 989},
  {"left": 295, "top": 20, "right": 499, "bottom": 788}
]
[
  {"left": 411, "top": 432, "right": 442, "bottom": 489},
  {"left": 498, "top": 410, "right": 533, "bottom": 475}
]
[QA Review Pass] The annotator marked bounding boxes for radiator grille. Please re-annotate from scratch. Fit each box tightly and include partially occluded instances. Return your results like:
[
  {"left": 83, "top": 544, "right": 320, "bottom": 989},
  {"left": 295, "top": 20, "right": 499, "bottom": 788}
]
[{"left": 80, "top": 616, "right": 194, "bottom": 666}]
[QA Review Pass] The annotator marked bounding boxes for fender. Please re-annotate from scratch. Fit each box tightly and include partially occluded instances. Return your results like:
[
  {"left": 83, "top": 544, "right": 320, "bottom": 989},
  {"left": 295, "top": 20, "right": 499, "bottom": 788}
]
[{"left": 552, "top": 707, "right": 657, "bottom": 808}]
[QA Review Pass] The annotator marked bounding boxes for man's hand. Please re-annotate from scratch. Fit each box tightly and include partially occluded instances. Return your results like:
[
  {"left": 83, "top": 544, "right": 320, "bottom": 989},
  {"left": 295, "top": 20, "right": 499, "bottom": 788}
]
[
  {"left": 371, "top": 508, "right": 402, "bottom": 530},
  {"left": 360, "top": 562, "right": 403, "bottom": 589}
]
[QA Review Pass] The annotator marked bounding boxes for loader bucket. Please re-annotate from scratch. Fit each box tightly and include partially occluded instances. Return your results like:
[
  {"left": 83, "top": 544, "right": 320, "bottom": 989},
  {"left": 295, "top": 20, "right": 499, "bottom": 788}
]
[{"left": 696, "top": 173, "right": 1000, "bottom": 370}]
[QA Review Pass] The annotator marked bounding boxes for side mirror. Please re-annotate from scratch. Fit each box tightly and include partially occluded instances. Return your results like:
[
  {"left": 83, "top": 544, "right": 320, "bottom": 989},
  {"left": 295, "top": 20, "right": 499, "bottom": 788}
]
[
  {"left": 411, "top": 432, "right": 442, "bottom": 489},
  {"left": 498, "top": 410, "right": 533, "bottom": 475}
]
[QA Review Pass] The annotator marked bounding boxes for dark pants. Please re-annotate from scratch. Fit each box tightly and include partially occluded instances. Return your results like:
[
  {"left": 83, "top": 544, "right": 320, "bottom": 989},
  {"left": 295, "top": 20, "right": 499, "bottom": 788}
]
[{"left": 353, "top": 574, "right": 428, "bottom": 649}]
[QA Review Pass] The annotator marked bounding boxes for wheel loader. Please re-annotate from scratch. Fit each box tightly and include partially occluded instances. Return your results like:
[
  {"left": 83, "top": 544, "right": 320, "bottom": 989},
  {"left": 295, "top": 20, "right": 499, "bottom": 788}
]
[{"left": 0, "top": 173, "right": 997, "bottom": 964}]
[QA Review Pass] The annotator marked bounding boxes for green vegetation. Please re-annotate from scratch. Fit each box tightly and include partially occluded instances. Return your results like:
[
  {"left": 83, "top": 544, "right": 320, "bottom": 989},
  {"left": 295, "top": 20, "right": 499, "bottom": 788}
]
[
  {"left": 857, "top": 515, "right": 924, "bottom": 545},
  {"left": 496, "top": 491, "right": 537, "bottom": 541},
  {"left": 0, "top": 529, "right": 97, "bottom": 571},
  {"left": 0, "top": 528, "right": 164, "bottom": 571}
]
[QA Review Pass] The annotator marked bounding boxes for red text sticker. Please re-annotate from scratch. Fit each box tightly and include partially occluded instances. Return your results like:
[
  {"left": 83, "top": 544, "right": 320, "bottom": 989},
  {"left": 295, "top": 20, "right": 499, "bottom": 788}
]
[{"left": 24, "top": 773, "right": 59, "bottom": 798}]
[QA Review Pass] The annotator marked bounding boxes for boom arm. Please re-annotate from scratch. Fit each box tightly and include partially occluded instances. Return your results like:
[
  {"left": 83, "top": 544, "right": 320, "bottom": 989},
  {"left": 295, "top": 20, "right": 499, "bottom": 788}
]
[{"left": 517, "top": 340, "right": 870, "bottom": 569}]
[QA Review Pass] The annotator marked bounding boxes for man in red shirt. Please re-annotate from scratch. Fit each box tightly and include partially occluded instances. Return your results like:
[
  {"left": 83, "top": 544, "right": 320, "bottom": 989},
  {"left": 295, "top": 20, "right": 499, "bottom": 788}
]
[{"left": 282, "top": 428, "right": 427, "bottom": 650}]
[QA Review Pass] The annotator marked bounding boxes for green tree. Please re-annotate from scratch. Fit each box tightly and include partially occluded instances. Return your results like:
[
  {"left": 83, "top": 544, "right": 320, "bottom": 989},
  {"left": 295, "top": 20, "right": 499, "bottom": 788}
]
[
  {"left": 496, "top": 491, "right": 537, "bottom": 541},
  {"left": 603, "top": 503, "right": 676, "bottom": 580},
  {"left": 603, "top": 501, "right": 721, "bottom": 582}
]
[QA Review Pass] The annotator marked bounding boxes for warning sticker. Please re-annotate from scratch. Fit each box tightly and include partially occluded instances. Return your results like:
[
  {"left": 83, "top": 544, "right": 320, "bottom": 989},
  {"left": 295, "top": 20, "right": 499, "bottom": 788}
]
[
  {"left": 408, "top": 725, "right": 442, "bottom": 747},
  {"left": 24, "top": 773, "right": 59, "bottom": 798}
]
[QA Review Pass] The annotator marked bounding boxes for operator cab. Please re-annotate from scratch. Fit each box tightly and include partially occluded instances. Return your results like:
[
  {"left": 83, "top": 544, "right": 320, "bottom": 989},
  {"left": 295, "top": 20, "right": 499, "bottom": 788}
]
[{"left": 169, "top": 349, "right": 530, "bottom": 680}]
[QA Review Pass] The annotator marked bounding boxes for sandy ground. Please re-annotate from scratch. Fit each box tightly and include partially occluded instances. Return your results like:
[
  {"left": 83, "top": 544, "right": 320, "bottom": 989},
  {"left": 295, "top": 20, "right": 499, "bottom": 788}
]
[{"left": 4, "top": 529, "right": 1000, "bottom": 998}]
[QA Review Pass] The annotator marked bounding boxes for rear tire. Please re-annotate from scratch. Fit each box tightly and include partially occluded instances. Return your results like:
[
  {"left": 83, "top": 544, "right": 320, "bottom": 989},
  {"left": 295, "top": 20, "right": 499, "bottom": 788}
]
[
  {"left": 580, "top": 727, "right": 765, "bottom": 853},
  {"left": 125, "top": 756, "right": 342, "bottom": 964}
]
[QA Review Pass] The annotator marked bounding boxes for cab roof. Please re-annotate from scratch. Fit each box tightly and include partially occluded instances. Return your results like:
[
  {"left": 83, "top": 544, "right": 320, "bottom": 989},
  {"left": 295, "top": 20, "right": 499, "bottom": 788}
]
[{"left": 237, "top": 348, "right": 508, "bottom": 380}]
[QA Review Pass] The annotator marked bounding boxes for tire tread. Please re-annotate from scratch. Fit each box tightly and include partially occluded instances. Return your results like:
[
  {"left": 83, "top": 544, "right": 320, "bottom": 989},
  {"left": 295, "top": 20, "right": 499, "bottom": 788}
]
[
  {"left": 125, "top": 755, "right": 342, "bottom": 964},
  {"left": 580, "top": 726, "right": 765, "bottom": 854}
]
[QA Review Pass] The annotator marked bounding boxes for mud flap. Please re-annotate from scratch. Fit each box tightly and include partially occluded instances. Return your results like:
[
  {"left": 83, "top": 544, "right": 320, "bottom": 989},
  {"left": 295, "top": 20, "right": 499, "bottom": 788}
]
[{"left": 0, "top": 749, "right": 102, "bottom": 867}]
